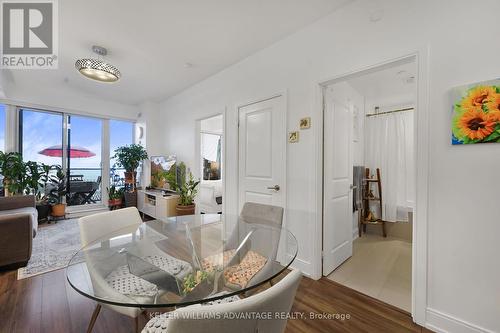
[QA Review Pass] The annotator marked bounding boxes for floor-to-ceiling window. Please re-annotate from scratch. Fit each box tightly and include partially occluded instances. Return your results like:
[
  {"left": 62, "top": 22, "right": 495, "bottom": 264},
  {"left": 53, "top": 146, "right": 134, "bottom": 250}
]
[
  {"left": 0, "top": 105, "right": 5, "bottom": 152},
  {"left": 66, "top": 115, "right": 103, "bottom": 206},
  {"left": 0, "top": 105, "right": 6, "bottom": 195},
  {"left": 110, "top": 119, "right": 134, "bottom": 188},
  {"left": 18, "top": 108, "right": 135, "bottom": 209}
]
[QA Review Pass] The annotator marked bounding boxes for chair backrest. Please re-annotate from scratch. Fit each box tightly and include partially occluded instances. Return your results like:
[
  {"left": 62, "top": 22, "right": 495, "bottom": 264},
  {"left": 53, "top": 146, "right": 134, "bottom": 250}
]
[
  {"left": 77, "top": 207, "right": 143, "bottom": 319},
  {"left": 78, "top": 207, "right": 142, "bottom": 247},
  {"left": 167, "top": 269, "right": 302, "bottom": 333},
  {"left": 240, "top": 202, "right": 284, "bottom": 228}
]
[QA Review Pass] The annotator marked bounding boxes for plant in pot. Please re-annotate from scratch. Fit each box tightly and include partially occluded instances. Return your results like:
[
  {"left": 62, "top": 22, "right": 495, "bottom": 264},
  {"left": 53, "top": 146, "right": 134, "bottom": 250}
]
[
  {"left": 47, "top": 166, "right": 67, "bottom": 217},
  {"left": 167, "top": 162, "right": 200, "bottom": 216},
  {"left": 113, "top": 144, "right": 148, "bottom": 207},
  {"left": 107, "top": 185, "right": 124, "bottom": 208},
  {"left": 0, "top": 151, "right": 28, "bottom": 196},
  {"left": 27, "top": 162, "right": 52, "bottom": 222}
]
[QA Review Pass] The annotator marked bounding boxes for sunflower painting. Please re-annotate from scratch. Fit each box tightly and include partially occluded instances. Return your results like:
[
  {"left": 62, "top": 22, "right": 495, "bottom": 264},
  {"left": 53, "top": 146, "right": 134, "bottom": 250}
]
[{"left": 452, "top": 79, "right": 500, "bottom": 144}]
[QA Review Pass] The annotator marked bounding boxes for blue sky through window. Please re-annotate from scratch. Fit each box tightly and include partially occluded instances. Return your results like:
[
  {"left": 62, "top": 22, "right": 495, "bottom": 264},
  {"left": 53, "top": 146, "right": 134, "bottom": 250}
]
[
  {"left": 22, "top": 109, "right": 63, "bottom": 166},
  {"left": 110, "top": 119, "right": 134, "bottom": 169},
  {"left": 0, "top": 105, "right": 5, "bottom": 151},
  {"left": 21, "top": 110, "right": 134, "bottom": 171}
]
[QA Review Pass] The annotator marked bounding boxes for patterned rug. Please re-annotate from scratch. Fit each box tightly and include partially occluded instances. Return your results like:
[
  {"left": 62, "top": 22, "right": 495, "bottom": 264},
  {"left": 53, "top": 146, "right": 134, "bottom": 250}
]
[{"left": 17, "top": 218, "right": 84, "bottom": 280}]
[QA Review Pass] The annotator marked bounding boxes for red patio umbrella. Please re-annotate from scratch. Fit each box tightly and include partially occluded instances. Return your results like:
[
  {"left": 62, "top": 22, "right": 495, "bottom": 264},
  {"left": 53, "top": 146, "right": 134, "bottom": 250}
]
[{"left": 38, "top": 145, "right": 95, "bottom": 158}]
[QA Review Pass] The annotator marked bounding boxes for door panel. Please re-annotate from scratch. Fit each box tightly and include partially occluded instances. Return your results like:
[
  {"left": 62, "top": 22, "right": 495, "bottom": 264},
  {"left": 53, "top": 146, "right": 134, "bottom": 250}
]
[
  {"left": 323, "top": 86, "right": 354, "bottom": 276},
  {"left": 238, "top": 96, "right": 285, "bottom": 211},
  {"left": 244, "top": 191, "right": 273, "bottom": 205},
  {"left": 245, "top": 109, "right": 273, "bottom": 178}
]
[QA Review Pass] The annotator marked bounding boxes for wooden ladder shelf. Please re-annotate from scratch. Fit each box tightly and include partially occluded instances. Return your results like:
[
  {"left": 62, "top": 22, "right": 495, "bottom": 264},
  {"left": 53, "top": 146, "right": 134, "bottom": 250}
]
[{"left": 360, "top": 167, "right": 387, "bottom": 237}]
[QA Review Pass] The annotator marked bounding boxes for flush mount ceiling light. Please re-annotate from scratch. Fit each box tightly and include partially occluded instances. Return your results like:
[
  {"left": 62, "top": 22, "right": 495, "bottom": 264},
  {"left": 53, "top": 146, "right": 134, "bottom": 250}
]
[{"left": 75, "top": 46, "right": 121, "bottom": 83}]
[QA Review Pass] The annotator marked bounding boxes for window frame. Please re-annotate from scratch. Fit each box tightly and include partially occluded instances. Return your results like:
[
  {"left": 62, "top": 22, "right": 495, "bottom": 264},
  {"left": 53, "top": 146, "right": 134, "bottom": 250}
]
[{"left": 10, "top": 104, "right": 136, "bottom": 212}]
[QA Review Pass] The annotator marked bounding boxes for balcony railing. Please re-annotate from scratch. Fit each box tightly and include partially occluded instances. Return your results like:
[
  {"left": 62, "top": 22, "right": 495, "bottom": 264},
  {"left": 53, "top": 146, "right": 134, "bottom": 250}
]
[{"left": 67, "top": 167, "right": 127, "bottom": 206}]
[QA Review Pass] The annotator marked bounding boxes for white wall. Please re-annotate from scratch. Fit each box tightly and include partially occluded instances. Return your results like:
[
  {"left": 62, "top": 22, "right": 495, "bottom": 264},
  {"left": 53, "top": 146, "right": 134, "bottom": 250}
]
[
  {"left": 154, "top": 0, "right": 500, "bottom": 331},
  {"left": 201, "top": 114, "right": 223, "bottom": 135}
]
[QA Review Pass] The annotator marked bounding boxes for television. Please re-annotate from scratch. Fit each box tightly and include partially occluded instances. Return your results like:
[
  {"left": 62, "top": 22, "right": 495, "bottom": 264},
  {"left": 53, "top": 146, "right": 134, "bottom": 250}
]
[{"left": 150, "top": 155, "right": 177, "bottom": 190}]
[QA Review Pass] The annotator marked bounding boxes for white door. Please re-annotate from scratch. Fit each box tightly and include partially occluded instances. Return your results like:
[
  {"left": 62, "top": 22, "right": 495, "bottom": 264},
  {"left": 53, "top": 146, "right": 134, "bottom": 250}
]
[
  {"left": 238, "top": 96, "right": 285, "bottom": 210},
  {"left": 323, "top": 85, "right": 354, "bottom": 276}
]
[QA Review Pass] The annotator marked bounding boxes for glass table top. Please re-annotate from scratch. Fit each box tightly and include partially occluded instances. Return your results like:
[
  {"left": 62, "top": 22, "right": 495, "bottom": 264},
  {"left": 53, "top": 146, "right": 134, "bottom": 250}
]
[{"left": 66, "top": 214, "right": 298, "bottom": 308}]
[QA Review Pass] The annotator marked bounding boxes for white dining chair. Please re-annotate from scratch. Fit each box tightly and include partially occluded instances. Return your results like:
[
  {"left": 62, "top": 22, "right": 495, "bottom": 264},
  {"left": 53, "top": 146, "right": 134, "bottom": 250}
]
[
  {"left": 78, "top": 207, "right": 191, "bottom": 333},
  {"left": 142, "top": 269, "right": 302, "bottom": 333},
  {"left": 240, "top": 202, "right": 284, "bottom": 228},
  {"left": 224, "top": 202, "right": 285, "bottom": 290},
  {"left": 225, "top": 202, "right": 284, "bottom": 255}
]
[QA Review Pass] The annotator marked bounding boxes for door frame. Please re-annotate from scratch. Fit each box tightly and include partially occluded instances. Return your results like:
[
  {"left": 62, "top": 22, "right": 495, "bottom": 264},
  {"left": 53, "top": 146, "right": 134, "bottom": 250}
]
[
  {"left": 236, "top": 91, "right": 288, "bottom": 264},
  {"left": 195, "top": 109, "right": 227, "bottom": 216},
  {"left": 312, "top": 48, "right": 430, "bottom": 325}
]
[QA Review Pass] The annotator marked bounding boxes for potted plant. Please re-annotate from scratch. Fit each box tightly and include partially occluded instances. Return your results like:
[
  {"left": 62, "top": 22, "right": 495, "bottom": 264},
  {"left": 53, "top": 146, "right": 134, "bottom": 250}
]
[
  {"left": 107, "top": 185, "right": 124, "bottom": 207},
  {"left": 113, "top": 144, "right": 148, "bottom": 207},
  {"left": 113, "top": 144, "right": 148, "bottom": 190},
  {"left": 47, "top": 166, "right": 67, "bottom": 217},
  {"left": 167, "top": 162, "right": 200, "bottom": 216},
  {"left": 27, "top": 162, "right": 52, "bottom": 222},
  {"left": 0, "top": 151, "right": 28, "bottom": 196}
]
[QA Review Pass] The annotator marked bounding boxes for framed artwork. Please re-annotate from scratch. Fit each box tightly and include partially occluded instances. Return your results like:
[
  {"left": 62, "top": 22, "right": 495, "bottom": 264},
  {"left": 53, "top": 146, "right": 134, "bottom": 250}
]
[
  {"left": 150, "top": 155, "right": 176, "bottom": 189},
  {"left": 451, "top": 79, "right": 500, "bottom": 145},
  {"left": 300, "top": 117, "right": 311, "bottom": 129},
  {"left": 288, "top": 131, "right": 299, "bottom": 143}
]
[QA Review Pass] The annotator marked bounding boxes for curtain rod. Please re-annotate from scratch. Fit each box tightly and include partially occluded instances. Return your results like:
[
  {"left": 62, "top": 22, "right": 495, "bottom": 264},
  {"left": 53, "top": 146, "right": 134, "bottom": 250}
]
[{"left": 365, "top": 107, "right": 414, "bottom": 117}]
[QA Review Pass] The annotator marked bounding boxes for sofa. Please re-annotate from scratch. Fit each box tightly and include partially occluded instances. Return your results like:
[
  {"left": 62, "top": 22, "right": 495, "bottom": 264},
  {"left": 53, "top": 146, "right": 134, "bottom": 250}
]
[{"left": 0, "top": 195, "right": 38, "bottom": 268}]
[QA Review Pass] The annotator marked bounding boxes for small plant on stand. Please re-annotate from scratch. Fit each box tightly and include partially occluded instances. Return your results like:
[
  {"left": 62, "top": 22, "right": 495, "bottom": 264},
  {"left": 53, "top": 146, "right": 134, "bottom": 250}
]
[{"left": 47, "top": 166, "right": 67, "bottom": 220}]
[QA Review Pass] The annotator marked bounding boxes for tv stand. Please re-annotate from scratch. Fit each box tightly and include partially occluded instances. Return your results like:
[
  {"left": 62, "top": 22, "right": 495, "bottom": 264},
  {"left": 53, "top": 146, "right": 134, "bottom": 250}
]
[{"left": 137, "top": 189, "right": 179, "bottom": 219}]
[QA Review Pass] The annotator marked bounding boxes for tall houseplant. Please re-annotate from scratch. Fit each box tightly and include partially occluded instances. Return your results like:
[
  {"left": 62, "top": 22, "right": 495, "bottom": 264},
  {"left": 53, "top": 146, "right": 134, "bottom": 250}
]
[
  {"left": 113, "top": 144, "right": 148, "bottom": 207},
  {"left": 113, "top": 144, "right": 148, "bottom": 190},
  {"left": 0, "top": 151, "right": 28, "bottom": 195},
  {"left": 167, "top": 162, "right": 200, "bottom": 216}
]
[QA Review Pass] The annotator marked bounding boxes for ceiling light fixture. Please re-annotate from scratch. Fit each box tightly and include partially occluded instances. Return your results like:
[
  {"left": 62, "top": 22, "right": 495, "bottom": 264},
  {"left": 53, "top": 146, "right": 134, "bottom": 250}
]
[{"left": 75, "top": 46, "right": 121, "bottom": 83}]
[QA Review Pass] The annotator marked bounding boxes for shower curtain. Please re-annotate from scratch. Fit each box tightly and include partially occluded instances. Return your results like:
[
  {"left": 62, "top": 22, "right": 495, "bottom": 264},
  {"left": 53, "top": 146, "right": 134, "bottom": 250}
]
[{"left": 365, "top": 110, "right": 415, "bottom": 222}]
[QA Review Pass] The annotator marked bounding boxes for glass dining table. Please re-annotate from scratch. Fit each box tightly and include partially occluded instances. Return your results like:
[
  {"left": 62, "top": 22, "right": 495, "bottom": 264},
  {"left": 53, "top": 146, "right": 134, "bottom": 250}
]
[{"left": 66, "top": 214, "right": 298, "bottom": 309}]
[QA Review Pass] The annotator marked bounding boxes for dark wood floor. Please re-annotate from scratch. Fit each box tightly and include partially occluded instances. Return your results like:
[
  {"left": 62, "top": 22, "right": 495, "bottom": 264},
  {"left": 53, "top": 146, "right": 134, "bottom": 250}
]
[{"left": 0, "top": 266, "right": 432, "bottom": 333}]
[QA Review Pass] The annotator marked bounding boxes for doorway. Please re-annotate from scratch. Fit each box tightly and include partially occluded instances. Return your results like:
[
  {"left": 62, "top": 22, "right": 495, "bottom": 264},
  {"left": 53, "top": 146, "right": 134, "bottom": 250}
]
[
  {"left": 197, "top": 114, "right": 224, "bottom": 215},
  {"left": 322, "top": 56, "right": 417, "bottom": 312}
]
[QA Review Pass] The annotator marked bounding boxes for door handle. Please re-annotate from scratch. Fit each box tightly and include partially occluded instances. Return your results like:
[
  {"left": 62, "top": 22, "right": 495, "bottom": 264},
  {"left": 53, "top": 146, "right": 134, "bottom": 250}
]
[
  {"left": 350, "top": 184, "right": 357, "bottom": 190},
  {"left": 267, "top": 185, "right": 280, "bottom": 191}
]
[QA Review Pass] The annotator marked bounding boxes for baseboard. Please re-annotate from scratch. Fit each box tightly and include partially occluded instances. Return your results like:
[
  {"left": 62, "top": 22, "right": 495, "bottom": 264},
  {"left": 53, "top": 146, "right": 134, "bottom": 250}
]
[
  {"left": 286, "top": 254, "right": 314, "bottom": 278},
  {"left": 352, "top": 228, "right": 359, "bottom": 241},
  {"left": 426, "top": 308, "right": 495, "bottom": 333}
]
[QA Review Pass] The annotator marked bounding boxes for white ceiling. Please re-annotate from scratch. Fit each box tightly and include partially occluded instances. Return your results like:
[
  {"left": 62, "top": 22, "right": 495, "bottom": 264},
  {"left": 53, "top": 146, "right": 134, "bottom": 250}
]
[
  {"left": 347, "top": 60, "right": 416, "bottom": 101},
  {"left": 3, "top": 0, "right": 349, "bottom": 106}
]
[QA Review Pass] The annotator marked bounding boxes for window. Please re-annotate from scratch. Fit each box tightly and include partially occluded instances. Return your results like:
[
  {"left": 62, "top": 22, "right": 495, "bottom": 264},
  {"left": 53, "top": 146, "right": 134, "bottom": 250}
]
[
  {"left": 18, "top": 108, "right": 135, "bottom": 209},
  {"left": 110, "top": 119, "right": 134, "bottom": 187},
  {"left": 0, "top": 105, "right": 5, "bottom": 151},
  {"left": 20, "top": 108, "right": 63, "bottom": 167},
  {"left": 67, "top": 115, "right": 103, "bottom": 206}
]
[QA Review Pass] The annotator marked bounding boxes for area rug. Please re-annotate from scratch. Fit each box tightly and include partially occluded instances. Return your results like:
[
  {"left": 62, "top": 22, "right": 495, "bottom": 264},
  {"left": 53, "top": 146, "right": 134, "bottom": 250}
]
[{"left": 17, "top": 218, "right": 84, "bottom": 280}]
